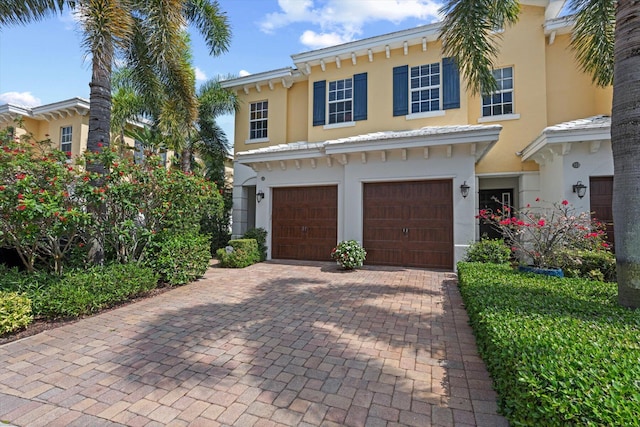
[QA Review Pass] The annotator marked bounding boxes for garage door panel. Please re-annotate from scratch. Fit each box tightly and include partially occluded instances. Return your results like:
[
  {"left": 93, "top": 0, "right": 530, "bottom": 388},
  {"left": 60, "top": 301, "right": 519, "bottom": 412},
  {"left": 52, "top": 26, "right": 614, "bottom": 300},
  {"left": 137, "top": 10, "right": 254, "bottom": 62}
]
[
  {"left": 363, "top": 180, "right": 453, "bottom": 269},
  {"left": 272, "top": 186, "right": 337, "bottom": 261}
]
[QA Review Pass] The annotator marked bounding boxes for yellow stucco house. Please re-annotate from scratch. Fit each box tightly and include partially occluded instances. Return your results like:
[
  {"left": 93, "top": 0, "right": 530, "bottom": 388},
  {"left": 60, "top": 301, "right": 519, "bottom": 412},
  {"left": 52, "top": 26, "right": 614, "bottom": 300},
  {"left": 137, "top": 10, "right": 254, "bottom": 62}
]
[
  {"left": 221, "top": 0, "right": 613, "bottom": 270},
  {"left": 0, "top": 97, "right": 162, "bottom": 165}
]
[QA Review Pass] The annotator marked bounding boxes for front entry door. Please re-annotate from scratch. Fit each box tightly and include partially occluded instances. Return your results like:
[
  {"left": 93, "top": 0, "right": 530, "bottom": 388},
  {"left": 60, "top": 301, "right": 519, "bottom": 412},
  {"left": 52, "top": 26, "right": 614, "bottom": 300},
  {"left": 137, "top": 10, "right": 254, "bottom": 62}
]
[{"left": 478, "top": 189, "right": 513, "bottom": 240}]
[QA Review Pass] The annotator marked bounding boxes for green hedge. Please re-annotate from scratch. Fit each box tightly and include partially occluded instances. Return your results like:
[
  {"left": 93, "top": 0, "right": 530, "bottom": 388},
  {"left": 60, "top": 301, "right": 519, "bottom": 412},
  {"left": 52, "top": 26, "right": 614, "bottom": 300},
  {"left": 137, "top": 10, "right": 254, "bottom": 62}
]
[
  {"left": 39, "top": 264, "right": 159, "bottom": 318},
  {"left": 457, "top": 262, "right": 640, "bottom": 426},
  {"left": 0, "top": 291, "right": 32, "bottom": 335},
  {"left": 243, "top": 228, "right": 268, "bottom": 261},
  {"left": 551, "top": 249, "right": 616, "bottom": 282},
  {"left": 145, "top": 232, "right": 211, "bottom": 286},
  {"left": 216, "top": 238, "right": 260, "bottom": 268},
  {"left": 465, "top": 238, "right": 511, "bottom": 264}
]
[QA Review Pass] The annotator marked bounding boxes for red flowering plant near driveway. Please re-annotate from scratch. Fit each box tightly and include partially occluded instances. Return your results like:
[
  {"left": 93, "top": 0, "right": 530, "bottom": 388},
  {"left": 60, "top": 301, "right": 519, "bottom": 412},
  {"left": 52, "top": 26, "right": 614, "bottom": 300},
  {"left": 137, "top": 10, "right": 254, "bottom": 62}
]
[
  {"left": 0, "top": 129, "right": 91, "bottom": 273},
  {"left": 477, "top": 198, "right": 609, "bottom": 269}
]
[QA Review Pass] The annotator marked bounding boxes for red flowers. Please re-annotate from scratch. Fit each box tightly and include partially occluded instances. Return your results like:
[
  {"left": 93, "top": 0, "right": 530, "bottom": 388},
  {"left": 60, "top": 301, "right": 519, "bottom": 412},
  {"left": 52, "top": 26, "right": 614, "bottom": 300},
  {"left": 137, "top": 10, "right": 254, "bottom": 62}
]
[
  {"left": 535, "top": 197, "right": 540, "bottom": 202},
  {"left": 16, "top": 173, "right": 26, "bottom": 180},
  {"left": 537, "top": 219, "right": 546, "bottom": 227},
  {"left": 561, "top": 200, "right": 569, "bottom": 206},
  {"left": 0, "top": 185, "right": 5, "bottom": 191},
  {"left": 16, "top": 204, "right": 26, "bottom": 211},
  {"left": 17, "top": 193, "right": 23, "bottom": 199},
  {"left": 97, "top": 142, "right": 103, "bottom": 148}
]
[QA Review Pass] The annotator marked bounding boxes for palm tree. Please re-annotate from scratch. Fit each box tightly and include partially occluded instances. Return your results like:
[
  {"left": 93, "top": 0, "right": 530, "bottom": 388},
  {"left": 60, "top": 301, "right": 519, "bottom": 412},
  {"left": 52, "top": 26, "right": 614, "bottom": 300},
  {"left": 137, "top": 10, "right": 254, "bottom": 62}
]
[
  {"left": 439, "top": 0, "right": 639, "bottom": 308},
  {"left": 0, "top": 0, "right": 230, "bottom": 175}
]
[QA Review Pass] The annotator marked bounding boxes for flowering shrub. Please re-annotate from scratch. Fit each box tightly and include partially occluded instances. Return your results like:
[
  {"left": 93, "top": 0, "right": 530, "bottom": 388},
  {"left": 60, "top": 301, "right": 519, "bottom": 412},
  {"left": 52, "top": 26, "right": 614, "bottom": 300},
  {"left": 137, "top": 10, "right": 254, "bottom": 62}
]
[
  {"left": 331, "top": 240, "right": 366, "bottom": 270},
  {"left": 0, "top": 127, "right": 91, "bottom": 273},
  {"left": 477, "top": 199, "right": 609, "bottom": 269}
]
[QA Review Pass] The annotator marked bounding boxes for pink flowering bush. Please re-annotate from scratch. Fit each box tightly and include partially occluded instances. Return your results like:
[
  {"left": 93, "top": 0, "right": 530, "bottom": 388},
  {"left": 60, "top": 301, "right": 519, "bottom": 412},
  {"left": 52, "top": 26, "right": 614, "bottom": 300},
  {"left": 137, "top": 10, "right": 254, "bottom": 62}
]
[{"left": 477, "top": 199, "right": 609, "bottom": 269}]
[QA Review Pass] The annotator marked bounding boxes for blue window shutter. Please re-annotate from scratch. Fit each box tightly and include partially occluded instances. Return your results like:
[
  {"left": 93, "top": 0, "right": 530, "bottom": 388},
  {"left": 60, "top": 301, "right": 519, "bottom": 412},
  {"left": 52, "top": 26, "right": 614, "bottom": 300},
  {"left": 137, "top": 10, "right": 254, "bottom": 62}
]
[
  {"left": 393, "top": 65, "right": 408, "bottom": 116},
  {"left": 353, "top": 72, "right": 367, "bottom": 121},
  {"left": 442, "top": 57, "right": 460, "bottom": 110},
  {"left": 313, "top": 80, "right": 326, "bottom": 126}
]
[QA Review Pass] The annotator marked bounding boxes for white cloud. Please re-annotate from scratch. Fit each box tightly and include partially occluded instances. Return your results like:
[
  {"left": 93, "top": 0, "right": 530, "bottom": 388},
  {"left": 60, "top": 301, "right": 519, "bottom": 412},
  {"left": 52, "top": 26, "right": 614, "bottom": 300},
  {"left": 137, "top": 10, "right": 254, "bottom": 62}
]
[
  {"left": 194, "top": 67, "right": 207, "bottom": 82},
  {"left": 300, "top": 30, "right": 352, "bottom": 50},
  {"left": 0, "top": 92, "right": 42, "bottom": 107},
  {"left": 239, "top": 70, "right": 251, "bottom": 77},
  {"left": 260, "top": 0, "right": 443, "bottom": 49},
  {"left": 59, "top": 9, "right": 82, "bottom": 30}
]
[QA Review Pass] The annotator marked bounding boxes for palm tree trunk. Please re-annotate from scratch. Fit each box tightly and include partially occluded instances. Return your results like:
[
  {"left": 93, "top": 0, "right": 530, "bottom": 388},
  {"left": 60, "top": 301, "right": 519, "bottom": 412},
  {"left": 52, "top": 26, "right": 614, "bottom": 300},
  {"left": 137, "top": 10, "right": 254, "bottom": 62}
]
[
  {"left": 612, "top": 1, "right": 640, "bottom": 309},
  {"left": 87, "top": 41, "right": 113, "bottom": 175},
  {"left": 86, "top": 40, "right": 114, "bottom": 265},
  {"left": 181, "top": 147, "right": 192, "bottom": 173}
]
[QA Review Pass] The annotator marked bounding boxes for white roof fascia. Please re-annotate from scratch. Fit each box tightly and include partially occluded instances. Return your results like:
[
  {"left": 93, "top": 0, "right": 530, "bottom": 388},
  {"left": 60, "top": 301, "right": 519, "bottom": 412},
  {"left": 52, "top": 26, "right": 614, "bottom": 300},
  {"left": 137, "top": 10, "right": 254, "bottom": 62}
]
[
  {"left": 220, "top": 67, "right": 295, "bottom": 89},
  {"left": 31, "top": 97, "right": 89, "bottom": 116},
  {"left": 291, "top": 22, "right": 441, "bottom": 68},
  {"left": 236, "top": 146, "right": 326, "bottom": 164},
  {"left": 544, "top": 15, "right": 575, "bottom": 35},
  {"left": 0, "top": 103, "right": 32, "bottom": 117},
  {"left": 324, "top": 127, "right": 501, "bottom": 155},
  {"left": 522, "top": 125, "right": 610, "bottom": 161}
]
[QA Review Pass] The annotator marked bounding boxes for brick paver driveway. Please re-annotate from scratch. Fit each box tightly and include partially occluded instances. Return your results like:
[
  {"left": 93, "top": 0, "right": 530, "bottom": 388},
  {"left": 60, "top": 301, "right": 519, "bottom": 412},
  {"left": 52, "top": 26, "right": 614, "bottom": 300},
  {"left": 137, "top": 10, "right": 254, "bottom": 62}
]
[{"left": 0, "top": 261, "right": 508, "bottom": 427}]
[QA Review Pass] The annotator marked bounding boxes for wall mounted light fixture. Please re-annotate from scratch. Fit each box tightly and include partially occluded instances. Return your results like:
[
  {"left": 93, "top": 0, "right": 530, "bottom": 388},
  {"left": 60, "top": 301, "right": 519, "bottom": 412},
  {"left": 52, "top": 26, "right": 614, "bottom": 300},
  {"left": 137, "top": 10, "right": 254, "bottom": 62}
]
[
  {"left": 460, "top": 181, "right": 470, "bottom": 198},
  {"left": 256, "top": 190, "right": 265, "bottom": 203},
  {"left": 572, "top": 181, "right": 587, "bottom": 199}
]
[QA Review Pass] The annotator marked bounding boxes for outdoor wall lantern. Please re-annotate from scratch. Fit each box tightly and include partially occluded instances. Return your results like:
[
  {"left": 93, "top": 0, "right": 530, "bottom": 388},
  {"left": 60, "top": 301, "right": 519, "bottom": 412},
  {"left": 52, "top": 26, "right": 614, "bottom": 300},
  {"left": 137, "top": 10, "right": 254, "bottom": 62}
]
[
  {"left": 572, "top": 181, "right": 587, "bottom": 199},
  {"left": 460, "top": 181, "right": 471, "bottom": 198},
  {"left": 256, "top": 190, "right": 265, "bottom": 203}
]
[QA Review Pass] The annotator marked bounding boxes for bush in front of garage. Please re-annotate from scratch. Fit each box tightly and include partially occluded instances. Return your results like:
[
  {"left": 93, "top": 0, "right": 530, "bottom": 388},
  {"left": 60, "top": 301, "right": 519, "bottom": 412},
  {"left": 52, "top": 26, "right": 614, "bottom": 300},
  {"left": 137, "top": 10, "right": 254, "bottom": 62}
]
[{"left": 216, "top": 239, "right": 261, "bottom": 268}]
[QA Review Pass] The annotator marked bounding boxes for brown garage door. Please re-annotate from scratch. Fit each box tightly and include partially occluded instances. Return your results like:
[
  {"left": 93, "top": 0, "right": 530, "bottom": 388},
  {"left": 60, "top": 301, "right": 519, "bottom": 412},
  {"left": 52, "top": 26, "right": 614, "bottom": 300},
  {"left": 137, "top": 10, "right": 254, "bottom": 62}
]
[
  {"left": 590, "top": 176, "right": 615, "bottom": 250},
  {"left": 363, "top": 180, "right": 453, "bottom": 269},
  {"left": 272, "top": 186, "right": 337, "bottom": 261}
]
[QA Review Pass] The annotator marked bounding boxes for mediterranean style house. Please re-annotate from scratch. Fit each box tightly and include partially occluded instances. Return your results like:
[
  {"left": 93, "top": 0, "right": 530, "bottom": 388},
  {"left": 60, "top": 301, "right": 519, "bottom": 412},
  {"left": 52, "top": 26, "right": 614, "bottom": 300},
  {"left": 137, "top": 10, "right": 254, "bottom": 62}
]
[
  {"left": 0, "top": 97, "right": 160, "bottom": 164},
  {"left": 221, "top": 0, "right": 613, "bottom": 270}
]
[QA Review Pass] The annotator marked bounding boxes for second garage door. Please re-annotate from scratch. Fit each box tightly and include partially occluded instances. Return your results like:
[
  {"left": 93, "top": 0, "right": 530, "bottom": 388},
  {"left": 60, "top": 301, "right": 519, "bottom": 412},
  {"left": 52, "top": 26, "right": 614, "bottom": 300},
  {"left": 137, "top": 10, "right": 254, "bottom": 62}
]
[
  {"left": 363, "top": 180, "right": 453, "bottom": 269},
  {"left": 272, "top": 186, "right": 338, "bottom": 261}
]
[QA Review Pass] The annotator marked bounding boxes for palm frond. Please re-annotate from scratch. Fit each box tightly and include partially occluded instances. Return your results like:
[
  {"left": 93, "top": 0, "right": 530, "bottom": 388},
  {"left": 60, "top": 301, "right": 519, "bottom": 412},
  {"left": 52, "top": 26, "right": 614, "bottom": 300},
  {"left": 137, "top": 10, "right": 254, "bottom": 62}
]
[
  {"left": 0, "top": 0, "right": 67, "bottom": 26},
  {"left": 439, "top": 0, "right": 520, "bottom": 95},
  {"left": 183, "top": 0, "right": 230, "bottom": 56},
  {"left": 567, "top": 0, "right": 615, "bottom": 87}
]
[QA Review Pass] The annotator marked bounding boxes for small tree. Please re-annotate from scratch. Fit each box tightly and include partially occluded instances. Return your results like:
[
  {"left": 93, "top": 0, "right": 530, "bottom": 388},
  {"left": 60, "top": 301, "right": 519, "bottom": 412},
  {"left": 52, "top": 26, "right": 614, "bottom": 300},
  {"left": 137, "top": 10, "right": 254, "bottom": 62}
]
[
  {"left": 0, "top": 126, "right": 91, "bottom": 273},
  {"left": 478, "top": 199, "right": 609, "bottom": 269}
]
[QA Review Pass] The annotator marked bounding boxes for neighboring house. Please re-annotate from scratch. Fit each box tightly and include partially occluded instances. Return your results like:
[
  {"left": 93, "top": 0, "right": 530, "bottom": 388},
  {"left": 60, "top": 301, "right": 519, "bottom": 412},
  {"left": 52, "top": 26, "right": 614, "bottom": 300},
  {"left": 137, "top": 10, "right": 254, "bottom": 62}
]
[
  {"left": 221, "top": 0, "right": 613, "bottom": 270},
  {"left": 0, "top": 97, "right": 164, "bottom": 166}
]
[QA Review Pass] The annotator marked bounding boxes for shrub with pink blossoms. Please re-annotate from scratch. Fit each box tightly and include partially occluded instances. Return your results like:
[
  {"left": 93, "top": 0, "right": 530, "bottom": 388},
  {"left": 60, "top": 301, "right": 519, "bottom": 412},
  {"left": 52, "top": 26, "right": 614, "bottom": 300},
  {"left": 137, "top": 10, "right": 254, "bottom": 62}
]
[{"left": 477, "top": 199, "right": 609, "bottom": 269}]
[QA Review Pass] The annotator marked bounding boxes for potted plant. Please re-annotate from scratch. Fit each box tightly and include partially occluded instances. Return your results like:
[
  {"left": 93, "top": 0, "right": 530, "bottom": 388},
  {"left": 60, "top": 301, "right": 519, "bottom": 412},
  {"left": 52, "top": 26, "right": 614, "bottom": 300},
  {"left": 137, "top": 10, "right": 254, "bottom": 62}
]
[{"left": 331, "top": 240, "right": 366, "bottom": 270}]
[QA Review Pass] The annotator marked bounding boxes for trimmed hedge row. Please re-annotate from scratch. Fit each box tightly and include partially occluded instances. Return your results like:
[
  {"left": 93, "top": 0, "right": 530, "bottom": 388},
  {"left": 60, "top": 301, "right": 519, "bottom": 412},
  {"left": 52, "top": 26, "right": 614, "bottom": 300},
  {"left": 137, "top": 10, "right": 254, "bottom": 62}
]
[
  {"left": 457, "top": 262, "right": 640, "bottom": 426},
  {"left": 0, "top": 263, "right": 158, "bottom": 319}
]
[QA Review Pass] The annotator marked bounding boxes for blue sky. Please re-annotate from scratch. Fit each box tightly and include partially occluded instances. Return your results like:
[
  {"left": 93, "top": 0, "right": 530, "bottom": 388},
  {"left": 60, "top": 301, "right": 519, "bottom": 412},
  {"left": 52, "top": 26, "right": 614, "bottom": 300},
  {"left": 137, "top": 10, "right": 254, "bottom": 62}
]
[{"left": 0, "top": 0, "right": 452, "bottom": 141}]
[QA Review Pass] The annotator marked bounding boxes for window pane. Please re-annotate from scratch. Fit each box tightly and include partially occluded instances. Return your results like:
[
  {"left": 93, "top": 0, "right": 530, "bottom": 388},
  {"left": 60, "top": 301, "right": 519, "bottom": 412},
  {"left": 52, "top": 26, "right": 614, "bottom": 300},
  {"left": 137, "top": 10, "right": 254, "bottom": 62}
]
[
  {"left": 504, "top": 104, "right": 513, "bottom": 114},
  {"left": 483, "top": 106, "right": 491, "bottom": 116},
  {"left": 503, "top": 67, "right": 512, "bottom": 78}
]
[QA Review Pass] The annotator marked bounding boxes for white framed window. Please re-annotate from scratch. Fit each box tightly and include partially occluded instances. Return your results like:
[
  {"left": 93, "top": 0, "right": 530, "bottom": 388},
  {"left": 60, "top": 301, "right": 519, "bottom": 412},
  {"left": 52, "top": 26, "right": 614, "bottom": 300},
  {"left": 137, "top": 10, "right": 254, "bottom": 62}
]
[
  {"left": 328, "top": 78, "right": 353, "bottom": 124},
  {"left": 249, "top": 101, "right": 268, "bottom": 140},
  {"left": 410, "top": 63, "right": 440, "bottom": 113},
  {"left": 482, "top": 67, "right": 514, "bottom": 117},
  {"left": 60, "top": 126, "right": 72, "bottom": 155}
]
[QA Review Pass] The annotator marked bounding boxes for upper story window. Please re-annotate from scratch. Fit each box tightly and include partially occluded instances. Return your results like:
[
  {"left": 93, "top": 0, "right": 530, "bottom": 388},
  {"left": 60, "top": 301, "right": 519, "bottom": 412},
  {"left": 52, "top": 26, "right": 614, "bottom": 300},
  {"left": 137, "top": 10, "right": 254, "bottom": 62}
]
[
  {"left": 249, "top": 100, "right": 268, "bottom": 140},
  {"left": 482, "top": 67, "right": 513, "bottom": 117},
  {"left": 410, "top": 63, "right": 440, "bottom": 113},
  {"left": 313, "top": 73, "right": 367, "bottom": 128},
  {"left": 393, "top": 57, "right": 459, "bottom": 117},
  {"left": 328, "top": 78, "right": 353, "bottom": 124},
  {"left": 60, "top": 126, "right": 72, "bottom": 155}
]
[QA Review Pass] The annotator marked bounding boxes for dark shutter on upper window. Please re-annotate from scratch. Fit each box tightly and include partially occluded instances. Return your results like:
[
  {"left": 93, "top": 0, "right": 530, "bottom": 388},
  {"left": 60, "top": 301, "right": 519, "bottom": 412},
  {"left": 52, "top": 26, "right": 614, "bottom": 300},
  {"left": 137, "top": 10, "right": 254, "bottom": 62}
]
[
  {"left": 313, "top": 80, "right": 326, "bottom": 126},
  {"left": 353, "top": 72, "right": 367, "bottom": 121},
  {"left": 442, "top": 57, "right": 460, "bottom": 110},
  {"left": 393, "top": 65, "right": 409, "bottom": 116}
]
